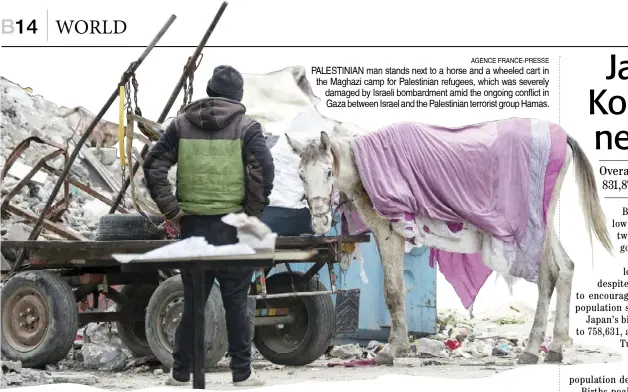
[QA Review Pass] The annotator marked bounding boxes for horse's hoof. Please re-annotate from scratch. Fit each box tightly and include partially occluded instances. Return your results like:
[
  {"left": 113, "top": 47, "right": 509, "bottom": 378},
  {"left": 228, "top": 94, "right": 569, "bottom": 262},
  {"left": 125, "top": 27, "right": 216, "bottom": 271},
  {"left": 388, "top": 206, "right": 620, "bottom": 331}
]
[
  {"left": 517, "top": 352, "right": 539, "bottom": 365},
  {"left": 544, "top": 350, "right": 563, "bottom": 363},
  {"left": 394, "top": 344, "right": 411, "bottom": 357}
]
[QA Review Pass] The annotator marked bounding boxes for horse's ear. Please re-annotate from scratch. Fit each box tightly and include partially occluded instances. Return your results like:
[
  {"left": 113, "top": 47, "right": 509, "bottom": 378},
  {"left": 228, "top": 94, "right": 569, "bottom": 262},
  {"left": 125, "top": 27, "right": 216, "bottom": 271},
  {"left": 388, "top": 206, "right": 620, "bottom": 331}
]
[
  {"left": 285, "top": 133, "right": 304, "bottom": 155},
  {"left": 320, "top": 131, "right": 331, "bottom": 152}
]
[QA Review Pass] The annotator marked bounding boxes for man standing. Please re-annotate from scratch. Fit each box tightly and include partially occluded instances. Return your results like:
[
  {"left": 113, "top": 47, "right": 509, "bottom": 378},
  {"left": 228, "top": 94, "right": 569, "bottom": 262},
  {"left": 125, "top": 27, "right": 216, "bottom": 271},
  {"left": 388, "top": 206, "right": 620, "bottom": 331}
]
[{"left": 143, "top": 65, "right": 274, "bottom": 387}]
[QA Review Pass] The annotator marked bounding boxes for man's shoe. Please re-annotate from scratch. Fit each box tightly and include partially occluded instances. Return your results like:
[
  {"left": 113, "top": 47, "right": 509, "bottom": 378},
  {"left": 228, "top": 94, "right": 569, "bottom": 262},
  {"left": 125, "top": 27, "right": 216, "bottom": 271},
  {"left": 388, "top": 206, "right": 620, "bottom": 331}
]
[
  {"left": 233, "top": 368, "right": 265, "bottom": 387},
  {"left": 164, "top": 369, "right": 191, "bottom": 386}
]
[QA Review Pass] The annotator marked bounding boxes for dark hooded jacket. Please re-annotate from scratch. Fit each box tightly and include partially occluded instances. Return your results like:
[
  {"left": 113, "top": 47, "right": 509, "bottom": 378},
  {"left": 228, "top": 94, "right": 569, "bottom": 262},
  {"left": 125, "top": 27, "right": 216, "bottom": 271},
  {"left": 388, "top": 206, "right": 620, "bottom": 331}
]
[{"left": 142, "top": 97, "right": 275, "bottom": 219}]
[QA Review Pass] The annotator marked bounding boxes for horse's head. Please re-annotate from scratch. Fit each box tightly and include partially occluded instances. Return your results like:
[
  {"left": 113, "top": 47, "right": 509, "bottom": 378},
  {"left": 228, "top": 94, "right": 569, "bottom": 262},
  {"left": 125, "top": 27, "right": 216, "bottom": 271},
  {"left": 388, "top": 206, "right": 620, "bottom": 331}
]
[{"left": 286, "top": 131, "right": 338, "bottom": 235}]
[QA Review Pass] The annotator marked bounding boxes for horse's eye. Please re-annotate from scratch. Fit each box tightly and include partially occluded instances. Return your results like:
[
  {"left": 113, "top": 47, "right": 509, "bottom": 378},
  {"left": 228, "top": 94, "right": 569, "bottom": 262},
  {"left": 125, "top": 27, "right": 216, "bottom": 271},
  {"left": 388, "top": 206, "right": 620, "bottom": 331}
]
[{"left": 327, "top": 170, "right": 332, "bottom": 178}]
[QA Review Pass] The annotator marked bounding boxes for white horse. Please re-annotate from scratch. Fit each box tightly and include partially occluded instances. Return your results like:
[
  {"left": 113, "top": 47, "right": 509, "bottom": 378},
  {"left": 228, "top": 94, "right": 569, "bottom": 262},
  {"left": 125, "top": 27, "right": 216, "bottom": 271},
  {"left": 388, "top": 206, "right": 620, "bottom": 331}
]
[{"left": 286, "top": 124, "right": 613, "bottom": 365}]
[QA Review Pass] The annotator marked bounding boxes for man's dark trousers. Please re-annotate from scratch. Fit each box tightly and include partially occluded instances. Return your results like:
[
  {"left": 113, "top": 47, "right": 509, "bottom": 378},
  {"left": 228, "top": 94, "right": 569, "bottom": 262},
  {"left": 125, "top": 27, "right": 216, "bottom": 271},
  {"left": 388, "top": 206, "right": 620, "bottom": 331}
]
[{"left": 171, "top": 214, "right": 254, "bottom": 383}]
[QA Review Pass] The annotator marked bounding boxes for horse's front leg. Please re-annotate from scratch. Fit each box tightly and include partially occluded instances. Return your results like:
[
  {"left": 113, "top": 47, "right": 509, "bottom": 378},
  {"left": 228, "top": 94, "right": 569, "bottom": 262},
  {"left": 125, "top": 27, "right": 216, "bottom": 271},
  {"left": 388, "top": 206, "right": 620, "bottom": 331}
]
[{"left": 372, "top": 224, "right": 409, "bottom": 358}]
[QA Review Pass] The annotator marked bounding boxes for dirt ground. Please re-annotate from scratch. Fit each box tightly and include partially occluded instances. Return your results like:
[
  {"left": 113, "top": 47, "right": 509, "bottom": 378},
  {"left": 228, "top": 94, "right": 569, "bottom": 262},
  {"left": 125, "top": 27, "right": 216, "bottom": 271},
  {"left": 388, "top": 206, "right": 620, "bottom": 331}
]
[{"left": 3, "top": 317, "right": 622, "bottom": 390}]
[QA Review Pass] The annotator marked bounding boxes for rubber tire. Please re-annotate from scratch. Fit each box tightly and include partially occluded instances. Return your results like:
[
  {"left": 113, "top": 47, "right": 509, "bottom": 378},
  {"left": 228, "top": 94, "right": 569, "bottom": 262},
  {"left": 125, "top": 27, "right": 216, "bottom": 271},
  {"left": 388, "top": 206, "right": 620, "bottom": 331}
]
[
  {"left": 115, "top": 284, "right": 158, "bottom": 358},
  {"left": 144, "top": 275, "right": 228, "bottom": 369},
  {"left": 1, "top": 271, "right": 79, "bottom": 368},
  {"left": 96, "top": 214, "right": 165, "bottom": 241},
  {"left": 253, "top": 272, "right": 335, "bottom": 366}
]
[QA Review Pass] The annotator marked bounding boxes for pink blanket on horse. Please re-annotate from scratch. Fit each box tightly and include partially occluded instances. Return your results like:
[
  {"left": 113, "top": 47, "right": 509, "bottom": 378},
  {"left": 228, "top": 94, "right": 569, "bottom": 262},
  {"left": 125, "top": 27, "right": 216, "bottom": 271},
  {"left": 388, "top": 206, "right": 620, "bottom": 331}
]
[{"left": 346, "top": 118, "right": 567, "bottom": 308}]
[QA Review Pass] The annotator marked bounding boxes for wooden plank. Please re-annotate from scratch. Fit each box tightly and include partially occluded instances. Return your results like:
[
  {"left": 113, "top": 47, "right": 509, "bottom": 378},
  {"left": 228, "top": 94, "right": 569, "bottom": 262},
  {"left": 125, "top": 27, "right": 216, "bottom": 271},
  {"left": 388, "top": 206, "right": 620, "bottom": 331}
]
[
  {"left": 2, "top": 235, "right": 370, "bottom": 250},
  {"left": 5, "top": 205, "right": 87, "bottom": 241},
  {"left": 2, "top": 236, "right": 367, "bottom": 266}
]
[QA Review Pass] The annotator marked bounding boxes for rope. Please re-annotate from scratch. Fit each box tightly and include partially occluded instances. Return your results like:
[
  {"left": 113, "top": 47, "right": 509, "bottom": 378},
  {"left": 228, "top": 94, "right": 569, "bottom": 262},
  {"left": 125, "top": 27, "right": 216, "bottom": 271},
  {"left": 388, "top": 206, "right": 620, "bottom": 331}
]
[{"left": 121, "top": 73, "right": 166, "bottom": 236}]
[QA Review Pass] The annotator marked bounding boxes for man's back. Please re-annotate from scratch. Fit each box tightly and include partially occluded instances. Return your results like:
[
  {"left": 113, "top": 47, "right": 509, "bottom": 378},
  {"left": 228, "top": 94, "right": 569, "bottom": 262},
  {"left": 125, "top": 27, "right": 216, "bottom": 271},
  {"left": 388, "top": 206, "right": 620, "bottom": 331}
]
[
  {"left": 175, "top": 97, "right": 253, "bottom": 215},
  {"left": 143, "top": 96, "right": 274, "bottom": 221}
]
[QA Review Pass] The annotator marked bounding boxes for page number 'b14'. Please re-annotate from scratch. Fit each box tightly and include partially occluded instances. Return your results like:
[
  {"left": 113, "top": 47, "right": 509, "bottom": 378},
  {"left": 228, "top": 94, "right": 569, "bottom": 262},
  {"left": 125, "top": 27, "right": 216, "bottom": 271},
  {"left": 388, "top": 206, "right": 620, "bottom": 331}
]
[{"left": 1, "top": 19, "right": 38, "bottom": 34}]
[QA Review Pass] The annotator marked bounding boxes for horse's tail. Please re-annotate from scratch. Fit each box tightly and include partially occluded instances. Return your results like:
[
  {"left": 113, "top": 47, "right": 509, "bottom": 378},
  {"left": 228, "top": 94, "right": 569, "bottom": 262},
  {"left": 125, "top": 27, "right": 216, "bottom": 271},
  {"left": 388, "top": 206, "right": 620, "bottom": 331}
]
[{"left": 567, "top": 135, "right": 614, "bottom": 255}]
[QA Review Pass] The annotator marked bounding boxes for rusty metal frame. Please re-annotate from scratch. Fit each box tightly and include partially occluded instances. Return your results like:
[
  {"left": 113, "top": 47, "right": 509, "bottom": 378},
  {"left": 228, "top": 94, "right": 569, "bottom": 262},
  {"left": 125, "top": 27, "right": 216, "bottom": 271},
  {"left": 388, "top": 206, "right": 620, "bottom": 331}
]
[
  {"left": 5, "top": 14, "right": 177, "bottom": 275},
  {"left": 1, "top": 136, "right": 130, "bottom": 241}
]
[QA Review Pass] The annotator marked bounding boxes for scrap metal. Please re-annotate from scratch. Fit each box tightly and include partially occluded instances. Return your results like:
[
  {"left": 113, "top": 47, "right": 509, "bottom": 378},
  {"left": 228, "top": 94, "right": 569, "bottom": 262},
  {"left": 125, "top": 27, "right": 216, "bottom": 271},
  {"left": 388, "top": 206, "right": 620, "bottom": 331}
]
[
  {"left": 8, "top": 14, "right": 177, "bottom": 275},
  {"left": 1, "top": 137, "right": 130, "bottom": 242}
]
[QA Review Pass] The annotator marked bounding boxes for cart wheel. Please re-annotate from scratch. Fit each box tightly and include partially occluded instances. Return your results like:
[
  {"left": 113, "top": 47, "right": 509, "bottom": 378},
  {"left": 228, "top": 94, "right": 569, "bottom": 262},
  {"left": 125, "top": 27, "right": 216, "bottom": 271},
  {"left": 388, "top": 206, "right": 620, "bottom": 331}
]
[
  {"left": 253, "top": 272, "right": 335, "bottom": 366},
  {"left": 115, "top": 284, "right": 158, "bottom": 358},
  {"left": 1, "top": 271, "right": 79, "bottom": 368},
  {"left": 96, "top": 214, "right": 165, "bottom": 241},
  {"left": 144, "top": 275, "right": 228, "bottom": 369}
]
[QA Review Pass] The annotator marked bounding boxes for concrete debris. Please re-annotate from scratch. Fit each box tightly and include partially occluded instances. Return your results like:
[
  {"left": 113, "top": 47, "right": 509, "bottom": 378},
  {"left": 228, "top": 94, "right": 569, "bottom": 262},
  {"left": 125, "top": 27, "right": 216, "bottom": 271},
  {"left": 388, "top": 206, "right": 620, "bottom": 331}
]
[
  {"left": 463, "top": 341, "right": 493, "bottom": 358},
  {"left": 3, "top": 372, "right": 23, "bottom": 385},
  {"left": 125, "top": 355, "right": 160, "bottom": 369},
  {"left": 4, "top": 222, "right": 34, "bottom": 242},
  {"left": 366, "top": 340, "right": 382, "bottom": 351},
  {"left": 90, "top": 147, "right": 118, "bottom": 166},
  {"left": 494, "top": 315, "right": 525, "bottom": 325},
  {"left": 0, "top": 360, "right": 55, "bottom": 386},
  {"left": 263, "top": 364, "right": 285, "bottom": 370},
  {"left": 421, "top": 359, "right": 445, "bottom": 366},
  {"left": 83, "top": 197, "right": 113, "bottom": 223},
  {"left": 329, "top": 344, "right": 364, "bottom": 360},
  {"left": 22, "top": 369, "right": 54, "bottom": 384},
  {"left": 412, "top": 338, "right": 447, "bottom": 358},
  {"left": 0, "top": 77, "right": 151, "bottom": 241},
  {"left": 51, "top": 373, "right": 99, "bottom": 385},
  {"left": 133, "top": 365, "right": 151, "bottom": 373},
  {"left": 83, "top": 322, "right": 120, "bottom": 345},
  {"left": 1, "top": 360, "right": 22, "bottom": 373}
]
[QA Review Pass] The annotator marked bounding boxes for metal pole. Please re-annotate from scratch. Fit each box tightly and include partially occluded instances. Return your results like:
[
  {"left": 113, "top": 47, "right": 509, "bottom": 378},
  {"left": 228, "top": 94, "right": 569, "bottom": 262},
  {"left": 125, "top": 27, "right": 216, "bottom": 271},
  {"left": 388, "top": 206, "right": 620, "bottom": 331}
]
[
  {"left": 191, "top": 266, "right": 206, "bottom": 389},
  {"left": 10, "top": 14, "right": 177, "bottom": 274},
  {"left": 108, "top": 1, "right": 229, "bottom": 214}
]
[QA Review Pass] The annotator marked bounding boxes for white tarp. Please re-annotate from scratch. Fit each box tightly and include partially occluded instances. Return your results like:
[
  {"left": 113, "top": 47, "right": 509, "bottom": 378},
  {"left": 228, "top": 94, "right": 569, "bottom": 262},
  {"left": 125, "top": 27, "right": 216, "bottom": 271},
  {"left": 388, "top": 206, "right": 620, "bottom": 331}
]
[
  {"left": 112, "top": 237, "right": 256, "bottom": 264},
  {"left": 240, "top": 66, "right": 368, "bottom": 209}
]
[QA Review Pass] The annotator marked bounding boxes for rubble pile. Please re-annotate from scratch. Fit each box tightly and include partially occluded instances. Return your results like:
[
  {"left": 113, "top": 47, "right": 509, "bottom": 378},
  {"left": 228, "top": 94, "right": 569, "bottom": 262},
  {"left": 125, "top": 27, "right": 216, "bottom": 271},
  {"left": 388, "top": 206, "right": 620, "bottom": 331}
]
[
  {"left": 326, "top": 309, "right": 542, "bottom": 366},
  {"left": 0, "top": 322, "right": 164, "bottom": 388},
  {"left": 0, "top": 77, "right": 160, "bottom": 243},
  {"left": 1, "top": 78, "right": 105, "bottom": 239}
]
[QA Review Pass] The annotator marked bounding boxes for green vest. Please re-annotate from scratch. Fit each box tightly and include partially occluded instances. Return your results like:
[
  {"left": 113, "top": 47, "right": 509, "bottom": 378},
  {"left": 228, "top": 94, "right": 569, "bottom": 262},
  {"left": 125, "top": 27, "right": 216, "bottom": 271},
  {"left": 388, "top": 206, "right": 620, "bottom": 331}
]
[{"left": 175, "top": 115, "right": 254, "bottom": 215}]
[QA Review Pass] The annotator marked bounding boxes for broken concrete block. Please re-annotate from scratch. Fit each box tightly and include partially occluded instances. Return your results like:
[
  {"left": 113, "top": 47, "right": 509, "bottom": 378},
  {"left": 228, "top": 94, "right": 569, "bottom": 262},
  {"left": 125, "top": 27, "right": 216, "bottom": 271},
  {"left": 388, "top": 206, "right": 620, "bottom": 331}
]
[
  {"left": 83, "top": 199, "right": 111, "bottom": 223},
  {"left": 6, "top": 161, "right": 48, "bottom": 185},
  {"left": 3, "top": 372, "right": 23, "bottom": 385},
  {"left": 21, "top": 368, "right": 53, "bottom": 384},
  {"left": 413, "top": 338, "right": 447, "bottom": 358},
  {"left": 52, "top": 373, "right": 98, "bottom": 385},
  {"left": 89, "top": 147, "right": 118, "bottom": 166},
  {"left": 329, "top": 344, "right": 363, "bottom": 360},
  {"left": 1, "top": 360, "right": 22, "bottom": 373},
  {"left": 5, "top": 222, "right": 33, "bottom": 241}
]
